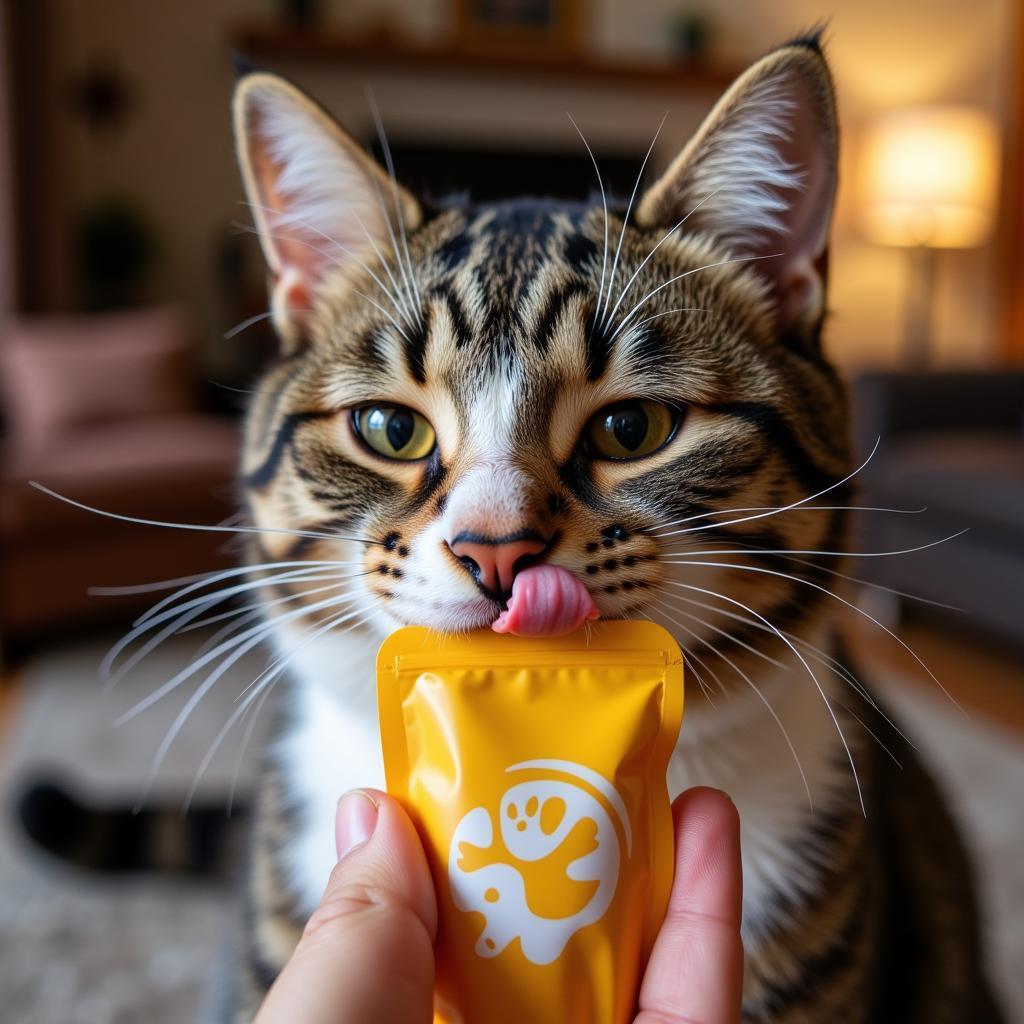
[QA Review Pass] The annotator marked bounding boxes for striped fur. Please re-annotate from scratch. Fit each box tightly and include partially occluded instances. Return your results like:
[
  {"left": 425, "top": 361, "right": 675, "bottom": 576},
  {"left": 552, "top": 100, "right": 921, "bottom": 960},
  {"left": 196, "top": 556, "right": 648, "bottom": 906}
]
[{"left": 222, "top": 35, "right": 1002, "bottom": 1022}]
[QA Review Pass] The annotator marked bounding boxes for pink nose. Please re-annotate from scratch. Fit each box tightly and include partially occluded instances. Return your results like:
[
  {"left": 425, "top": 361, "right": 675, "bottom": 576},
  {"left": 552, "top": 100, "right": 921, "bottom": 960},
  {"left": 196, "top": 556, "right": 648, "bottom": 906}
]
[{"left": 447, "top": 532, "right": 550, "bottom": 598}]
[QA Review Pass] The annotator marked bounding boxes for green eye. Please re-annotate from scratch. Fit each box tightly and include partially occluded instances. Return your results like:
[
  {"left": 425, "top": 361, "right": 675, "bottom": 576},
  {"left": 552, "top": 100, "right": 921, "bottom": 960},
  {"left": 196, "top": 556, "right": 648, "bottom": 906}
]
[
  {"left": 353, "top": 404, "right": 436, "bottom": 461},
  {"left": 586, "top": 400, "right": 678, "bottom": 460}
]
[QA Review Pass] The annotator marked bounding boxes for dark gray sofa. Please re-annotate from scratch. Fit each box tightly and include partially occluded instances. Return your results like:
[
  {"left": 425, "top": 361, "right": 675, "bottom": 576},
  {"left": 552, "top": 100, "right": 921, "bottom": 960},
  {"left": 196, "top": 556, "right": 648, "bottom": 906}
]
[{"left": 850, "top": 370, "right": 1024, "bottom": 647}]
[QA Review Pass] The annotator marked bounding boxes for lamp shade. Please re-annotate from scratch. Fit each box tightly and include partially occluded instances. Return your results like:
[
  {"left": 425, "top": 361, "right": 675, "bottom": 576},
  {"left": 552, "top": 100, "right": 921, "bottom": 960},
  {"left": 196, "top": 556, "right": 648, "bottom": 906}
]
[{"left": 859, "top": 106, "right": 999, "bottom": 248}]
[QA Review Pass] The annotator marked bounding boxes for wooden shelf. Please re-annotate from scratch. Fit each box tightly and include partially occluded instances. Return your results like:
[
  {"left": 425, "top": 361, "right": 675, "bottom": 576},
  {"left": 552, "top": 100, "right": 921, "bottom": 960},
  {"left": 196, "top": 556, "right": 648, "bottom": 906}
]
[{"left": 230, "top": 25, "right": 739, "bottom": 93}]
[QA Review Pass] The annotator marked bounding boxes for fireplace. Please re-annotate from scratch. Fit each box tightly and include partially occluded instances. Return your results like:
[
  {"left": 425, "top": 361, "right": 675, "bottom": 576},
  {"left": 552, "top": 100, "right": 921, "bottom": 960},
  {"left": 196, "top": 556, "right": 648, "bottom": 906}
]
[{"left": 371, "top": 137, "right": 647, "bottom": 203}]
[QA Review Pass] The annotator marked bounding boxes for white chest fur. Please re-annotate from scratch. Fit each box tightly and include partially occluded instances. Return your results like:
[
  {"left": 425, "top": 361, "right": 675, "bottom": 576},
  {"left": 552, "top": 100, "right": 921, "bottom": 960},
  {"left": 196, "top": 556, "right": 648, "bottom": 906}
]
[{"left": 273, "top": 623, "right": 850, "bottom": 946}]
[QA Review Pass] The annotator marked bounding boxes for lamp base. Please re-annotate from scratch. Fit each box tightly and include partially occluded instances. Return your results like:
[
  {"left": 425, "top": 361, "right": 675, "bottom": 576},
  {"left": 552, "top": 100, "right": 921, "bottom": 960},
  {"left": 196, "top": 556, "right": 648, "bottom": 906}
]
[{"left": 904, "top": 245, "right": 936, "bottom": 369}]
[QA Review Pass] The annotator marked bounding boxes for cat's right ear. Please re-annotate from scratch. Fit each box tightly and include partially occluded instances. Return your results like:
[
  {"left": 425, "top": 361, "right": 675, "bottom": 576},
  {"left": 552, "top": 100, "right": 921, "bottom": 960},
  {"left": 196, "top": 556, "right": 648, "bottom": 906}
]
[
  {"left": 635, "top": 38, "right": 838, "bottom": 347},
  {"left": 232, "top": 73, "right": 421, "bottom": 351}
]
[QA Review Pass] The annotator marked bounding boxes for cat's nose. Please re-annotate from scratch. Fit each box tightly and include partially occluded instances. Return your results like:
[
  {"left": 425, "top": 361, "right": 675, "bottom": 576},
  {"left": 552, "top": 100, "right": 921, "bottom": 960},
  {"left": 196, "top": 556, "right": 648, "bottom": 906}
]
[{"left": 447, "top": 530, "right": 552, "bottom": 600}]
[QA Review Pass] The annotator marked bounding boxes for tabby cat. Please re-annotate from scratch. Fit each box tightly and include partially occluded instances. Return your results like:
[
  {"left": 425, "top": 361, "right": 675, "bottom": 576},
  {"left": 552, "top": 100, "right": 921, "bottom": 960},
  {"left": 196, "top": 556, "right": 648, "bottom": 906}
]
[{"left": 222, "top": 35, "right": 1003, "bottom": 1023}]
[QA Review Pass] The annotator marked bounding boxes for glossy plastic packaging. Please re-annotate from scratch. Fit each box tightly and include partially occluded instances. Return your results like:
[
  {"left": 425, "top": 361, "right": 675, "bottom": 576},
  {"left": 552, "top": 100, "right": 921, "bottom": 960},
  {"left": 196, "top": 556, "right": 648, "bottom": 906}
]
[{"left": 376, "top": 621, "right": 684, "bottom": 1024}]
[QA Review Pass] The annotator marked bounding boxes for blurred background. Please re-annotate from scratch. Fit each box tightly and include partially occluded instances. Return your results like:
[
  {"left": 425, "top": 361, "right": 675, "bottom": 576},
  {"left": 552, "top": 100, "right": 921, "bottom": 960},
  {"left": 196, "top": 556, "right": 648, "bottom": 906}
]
[{"left": 0, "top": 1, "right": 1021, "bottom": 1021}]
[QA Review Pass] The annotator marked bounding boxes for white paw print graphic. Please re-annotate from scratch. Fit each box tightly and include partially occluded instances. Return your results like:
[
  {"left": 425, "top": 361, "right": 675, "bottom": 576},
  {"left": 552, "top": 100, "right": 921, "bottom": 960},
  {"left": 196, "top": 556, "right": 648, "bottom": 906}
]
[{"left": 448, "top": 760, "right": 630, "bottom": 965}]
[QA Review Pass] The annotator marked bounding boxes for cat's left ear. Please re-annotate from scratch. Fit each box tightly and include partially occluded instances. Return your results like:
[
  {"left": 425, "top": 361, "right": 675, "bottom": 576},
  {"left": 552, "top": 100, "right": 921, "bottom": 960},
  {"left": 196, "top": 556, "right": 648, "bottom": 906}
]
[
  {"left": 233, "top": 73, "right": 422, "bottom": 351},
  {"left": 636, "top": 37, "right": 838, "bottom": 344}
]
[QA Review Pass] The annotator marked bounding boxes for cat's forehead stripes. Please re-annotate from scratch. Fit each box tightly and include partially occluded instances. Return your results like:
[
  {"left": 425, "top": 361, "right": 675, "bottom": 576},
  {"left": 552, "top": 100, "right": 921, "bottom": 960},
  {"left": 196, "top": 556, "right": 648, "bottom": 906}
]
[
  {"left": 303, "top": 194, "right": 788, "bottom": 451},
  {"left": 373, "top": 202, "right": 776, "bottom": 420},
  {"left": 418, "top": 200, "right": 601, "bottom": 366}
]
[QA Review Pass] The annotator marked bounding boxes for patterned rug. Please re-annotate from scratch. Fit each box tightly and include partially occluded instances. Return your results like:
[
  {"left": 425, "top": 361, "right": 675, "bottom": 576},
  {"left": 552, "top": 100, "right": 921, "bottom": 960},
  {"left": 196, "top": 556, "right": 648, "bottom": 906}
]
[
  {"left": 0, "top": 632, "right": 271, "bottom": 1023},
  {"left": 0, "top": 633, "right": 1020, "bottom": 1022}
]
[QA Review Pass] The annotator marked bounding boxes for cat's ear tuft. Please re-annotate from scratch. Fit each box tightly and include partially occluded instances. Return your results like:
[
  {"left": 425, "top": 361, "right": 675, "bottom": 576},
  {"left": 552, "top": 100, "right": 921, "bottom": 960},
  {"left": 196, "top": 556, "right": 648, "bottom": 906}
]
[
  {"left": 232, "top": 73, "right": 421, "bottom": 350},
  {"left": 231, "top": 52, "right": 259, "bottom": 80},
  {"left": 782, "top": 24, "right": 828, "bottom": 55},
  {"left": 636, "top": 42, "right": 838, "bottom": 343}
]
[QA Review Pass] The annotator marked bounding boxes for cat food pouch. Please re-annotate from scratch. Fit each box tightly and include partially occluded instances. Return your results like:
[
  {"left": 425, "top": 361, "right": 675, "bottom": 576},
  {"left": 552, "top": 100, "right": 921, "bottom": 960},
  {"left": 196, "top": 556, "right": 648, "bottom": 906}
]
[{"left": 376, "top": 621, "right": 684, "bottom": 1024}]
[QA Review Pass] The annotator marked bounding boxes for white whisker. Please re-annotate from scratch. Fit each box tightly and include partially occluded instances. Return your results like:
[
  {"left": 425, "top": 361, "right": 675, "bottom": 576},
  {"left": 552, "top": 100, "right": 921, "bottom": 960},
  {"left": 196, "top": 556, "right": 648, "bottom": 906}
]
[
  {"left": 624, "top": 307, "right": 710, "bottom": 335},
  {"left": 663, "top": 538, "right": 964, "bottom": 614},
  {"left": 657, "top": 583, "right": 917, "bottom": 748},
  {"left": 177, "top": 577, "right": 360, "bottom": 635},
  {"left": 602, "top": 186, "right": 723, "bottom": 330},
  {"left": 834, "top": 699, "right": 903, "bottom": 769},
  {"left": 225, "top": 676, "right": 276, "bottom": 817},
  {"left": 350, "top": 204, "right": 418, "bottom": 328},
  {"left": 655, "top": 606, "right": 729, "bottom": 696},
  {"left": 367, "top": 164, "right": 420, "bottom": 328},
  {"left": 612, "top": 253, "right": 783, "bottom": 341},
  {"left": 115, "top": 589, "right": 365, "bottom": 726},
  {"left": 649, "top": 590, "right": 813, "bottom": 811},
  {"left": 649, "top": 597, "right": 728, "bottom": 694},
  {"left": 93, "top": 567, "right": 257, "bottom": 599},
  {"left": 184, "top": 600, "right": 383, "bottom": 814},
  {"left": 650, "top": 501, "right": 926, "bottom": 536},
  {"left": 131, "top": 560, "right": 359, "bottom": 627},
  {"left": 598, "top": 112, "right": 667, "bottom": 329},
  {"left": 680, "top": 651, "right": 717, "bottom": 705},
  {"left": 649, "top": 438, "right": 882, "bottom": 537},
  {"left": 659, "top": 528, "right": 969, "bottom": 563},
  {"left": 103, "top": 567, "right": 360, "bottom": 684},
  {"left": 780, "top": 554, "right": 965, "bottom": 614},
  {"left": 352, "top": 287, "right": 412, "bottom": 341},
  {"left": 659, "top": 590, "right": 917, "bottom": 745},
  {"left": 652, "top": 589, "right": 786, "bottom": 670},
  {"left": 231, "top": 597, "right": 371, "bottom": 705},
  {"left": 143, "top": 595, "right": 379, "bottom": 815},
  {"left": 30, "top": 482, "right": 379, "bottom": 547},
  {"left": 224, "top": 310, "right": 275, "bottom": 339},
  {"left": 567, "top": 113, "right": 609, "bottom": 320},
  {"left": 664, "top": 578, "right": 866, "bottom": 815},
  {"left": 367, "top": 90, "right": 423, "bottom": 326},
  {"left": 130, "top": 567, "right": 354, "bottom": 637},
  {"left": 192, "top": 606, "right": 266, "bottom": 659},
  {"left": 664, "top": 559, "right": 965, "bottom": 718},
  {"left": 241, "top": 200, "right": 416, "bottom": 332}
]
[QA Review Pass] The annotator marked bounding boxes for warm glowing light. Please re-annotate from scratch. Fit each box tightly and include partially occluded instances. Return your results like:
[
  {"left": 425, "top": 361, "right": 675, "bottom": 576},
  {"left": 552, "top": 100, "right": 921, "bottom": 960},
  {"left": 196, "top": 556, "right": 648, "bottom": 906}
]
[{"left": 859, "top": 106, "right": 999, "bottom": 248}]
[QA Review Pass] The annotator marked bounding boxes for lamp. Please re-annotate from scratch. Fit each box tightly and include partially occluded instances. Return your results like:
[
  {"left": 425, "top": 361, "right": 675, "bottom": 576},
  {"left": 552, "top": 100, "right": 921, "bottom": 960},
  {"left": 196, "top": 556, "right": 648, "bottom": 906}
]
[{"left": 858, "top": 106, "right": 999, "bottom": 366}]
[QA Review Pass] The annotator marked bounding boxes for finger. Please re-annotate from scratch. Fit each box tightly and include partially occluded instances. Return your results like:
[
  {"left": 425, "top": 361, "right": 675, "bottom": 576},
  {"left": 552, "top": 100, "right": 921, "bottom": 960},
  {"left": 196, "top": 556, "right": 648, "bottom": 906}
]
[
  {"left": 636, "top": 786, "right": 743, "bottom": 1024},
  {"left": 254, "top": 789, "right": 437, "bottom": 1024}
]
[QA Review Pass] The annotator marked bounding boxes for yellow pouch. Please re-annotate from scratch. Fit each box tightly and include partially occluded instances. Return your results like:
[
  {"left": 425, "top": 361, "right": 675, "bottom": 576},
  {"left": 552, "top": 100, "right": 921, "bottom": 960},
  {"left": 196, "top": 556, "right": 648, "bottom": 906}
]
[{"left": 376, "top": 621, "right": 684, "bottom": 1024}]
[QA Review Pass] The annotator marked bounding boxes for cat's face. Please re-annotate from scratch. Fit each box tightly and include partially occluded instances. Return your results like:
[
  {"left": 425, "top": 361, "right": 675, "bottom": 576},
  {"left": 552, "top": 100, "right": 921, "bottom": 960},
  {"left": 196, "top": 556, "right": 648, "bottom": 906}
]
[{"left": 234, "top": 39, "right": 850, "bottom": 657}]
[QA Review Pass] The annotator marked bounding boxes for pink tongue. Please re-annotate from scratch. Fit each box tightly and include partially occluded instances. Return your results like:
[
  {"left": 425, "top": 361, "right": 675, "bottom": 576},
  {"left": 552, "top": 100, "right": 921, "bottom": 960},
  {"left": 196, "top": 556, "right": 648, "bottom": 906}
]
[{"left": 491, "top": 564, "right": 599, "bottom": 637}]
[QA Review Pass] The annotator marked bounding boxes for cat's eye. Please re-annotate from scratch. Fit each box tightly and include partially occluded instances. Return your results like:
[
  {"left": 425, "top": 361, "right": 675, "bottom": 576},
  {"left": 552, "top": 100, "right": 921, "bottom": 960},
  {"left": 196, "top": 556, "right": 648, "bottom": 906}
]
[
  {"left": 353, "top": 404, "right": 436, "bottom": 461},
  {"left": 585, "top": 400, "right": 679, "bottom": 461}
]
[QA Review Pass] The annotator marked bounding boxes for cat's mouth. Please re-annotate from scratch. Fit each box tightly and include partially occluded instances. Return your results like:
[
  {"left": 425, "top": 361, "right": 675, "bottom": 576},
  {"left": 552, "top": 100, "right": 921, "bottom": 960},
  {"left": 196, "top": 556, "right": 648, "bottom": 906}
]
[
  {"left": 491, "top": 565, "right": 599, "bottom": 638},
  {"left": 382, "top": 565, "right": 600, "bottom": 638}
]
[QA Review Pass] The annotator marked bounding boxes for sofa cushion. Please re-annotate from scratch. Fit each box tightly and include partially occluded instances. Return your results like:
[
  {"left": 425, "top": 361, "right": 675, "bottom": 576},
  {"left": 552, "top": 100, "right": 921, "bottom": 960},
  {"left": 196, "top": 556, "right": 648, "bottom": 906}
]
[
  {"left": 0, "top": 415, "right": 239, "bottom": 539},
  {"left": 871, "top": 432, "right": 1024, "bottom": 545},
  {"left": 0, "top": 307, "right": 195, "bottom": 458}
]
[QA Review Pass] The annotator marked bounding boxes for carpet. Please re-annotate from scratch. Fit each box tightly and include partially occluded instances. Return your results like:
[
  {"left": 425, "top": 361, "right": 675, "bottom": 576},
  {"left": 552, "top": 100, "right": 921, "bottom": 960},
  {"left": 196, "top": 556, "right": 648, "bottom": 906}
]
[
  {"left": 0, "top": 632, "right": 1020, "bottom": 1022},
  {"left": 0, "top": 631, "right": 272, "bottom": 1023},
  {"left": 874, "top": 673, "right": 1024, "bottom": 1018}
]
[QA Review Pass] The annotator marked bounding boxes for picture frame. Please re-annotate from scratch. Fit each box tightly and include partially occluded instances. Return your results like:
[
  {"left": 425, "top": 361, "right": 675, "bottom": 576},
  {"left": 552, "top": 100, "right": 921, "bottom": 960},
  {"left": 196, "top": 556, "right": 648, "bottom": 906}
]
[{"left": 452, "top": 0, "right": 583, "bottom": 57}]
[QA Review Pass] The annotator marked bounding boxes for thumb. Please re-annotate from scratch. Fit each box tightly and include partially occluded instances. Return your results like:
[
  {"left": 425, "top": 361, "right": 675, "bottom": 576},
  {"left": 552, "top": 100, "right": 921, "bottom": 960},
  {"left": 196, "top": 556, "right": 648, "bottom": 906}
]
[
  {"left": 254, "top": 789, "right": 437, "bottom": 1024},
  {"left": 635, "top": 787, "right": 743, "bottom": 1024}
]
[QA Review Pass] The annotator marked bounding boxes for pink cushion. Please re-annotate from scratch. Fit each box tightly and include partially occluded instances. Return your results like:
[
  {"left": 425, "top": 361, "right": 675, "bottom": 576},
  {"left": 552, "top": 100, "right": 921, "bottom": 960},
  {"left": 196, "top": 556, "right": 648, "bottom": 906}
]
[
  {"left": 1, "top": 415, "right": 240, "bottom": 537},
  {"left": 0, "top": 306, "right": 194, "bottom": 457}
]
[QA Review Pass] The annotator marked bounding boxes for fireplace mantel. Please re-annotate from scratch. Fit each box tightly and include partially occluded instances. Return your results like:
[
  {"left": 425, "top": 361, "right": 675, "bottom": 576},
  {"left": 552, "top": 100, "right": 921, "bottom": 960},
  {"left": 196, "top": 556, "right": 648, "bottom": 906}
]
[{"left": 230, "top": 24, "right": 740, "bottom": 95}]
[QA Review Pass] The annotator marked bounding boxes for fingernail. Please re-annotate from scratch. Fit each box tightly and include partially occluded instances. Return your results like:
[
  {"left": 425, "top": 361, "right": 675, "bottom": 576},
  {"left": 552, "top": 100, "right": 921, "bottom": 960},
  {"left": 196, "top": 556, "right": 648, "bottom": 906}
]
[{"left": 335, "top": 790, "right": 378, "bottom": 860}]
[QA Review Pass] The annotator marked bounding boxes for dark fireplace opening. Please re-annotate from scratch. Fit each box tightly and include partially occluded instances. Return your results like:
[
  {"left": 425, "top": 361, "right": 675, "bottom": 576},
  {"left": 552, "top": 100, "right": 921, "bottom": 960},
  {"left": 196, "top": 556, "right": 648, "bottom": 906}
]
[{"left": 370, "top": 138, "right": 648, "bottom": 204}]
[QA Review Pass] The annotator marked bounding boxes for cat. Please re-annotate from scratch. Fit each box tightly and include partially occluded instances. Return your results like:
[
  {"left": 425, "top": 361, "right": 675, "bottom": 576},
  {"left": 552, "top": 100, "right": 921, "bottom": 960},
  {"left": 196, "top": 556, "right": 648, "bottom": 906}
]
[{"left": 219, "top": 33, "right": 1003, "bottom": 1023}]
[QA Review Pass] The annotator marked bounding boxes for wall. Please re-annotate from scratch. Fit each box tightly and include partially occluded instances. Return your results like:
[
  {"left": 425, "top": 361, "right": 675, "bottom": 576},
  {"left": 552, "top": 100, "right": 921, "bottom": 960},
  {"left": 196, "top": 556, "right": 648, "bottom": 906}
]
[
  {"left": 0, "top": 3, "right": 15, "bottom": 314},
  {"left": 46, "top": 0, "right": 1015, "bottom": 371}
]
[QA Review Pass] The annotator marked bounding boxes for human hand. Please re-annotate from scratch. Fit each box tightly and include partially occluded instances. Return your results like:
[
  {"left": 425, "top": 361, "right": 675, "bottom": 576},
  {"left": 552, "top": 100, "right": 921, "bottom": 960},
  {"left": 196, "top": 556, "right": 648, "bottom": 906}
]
[
  {"left": 635, "top": 786, "right": 744, "bottom": 1024},
  {"left": 254, "top": 786, "right": 743, "bottom": 1024}
]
